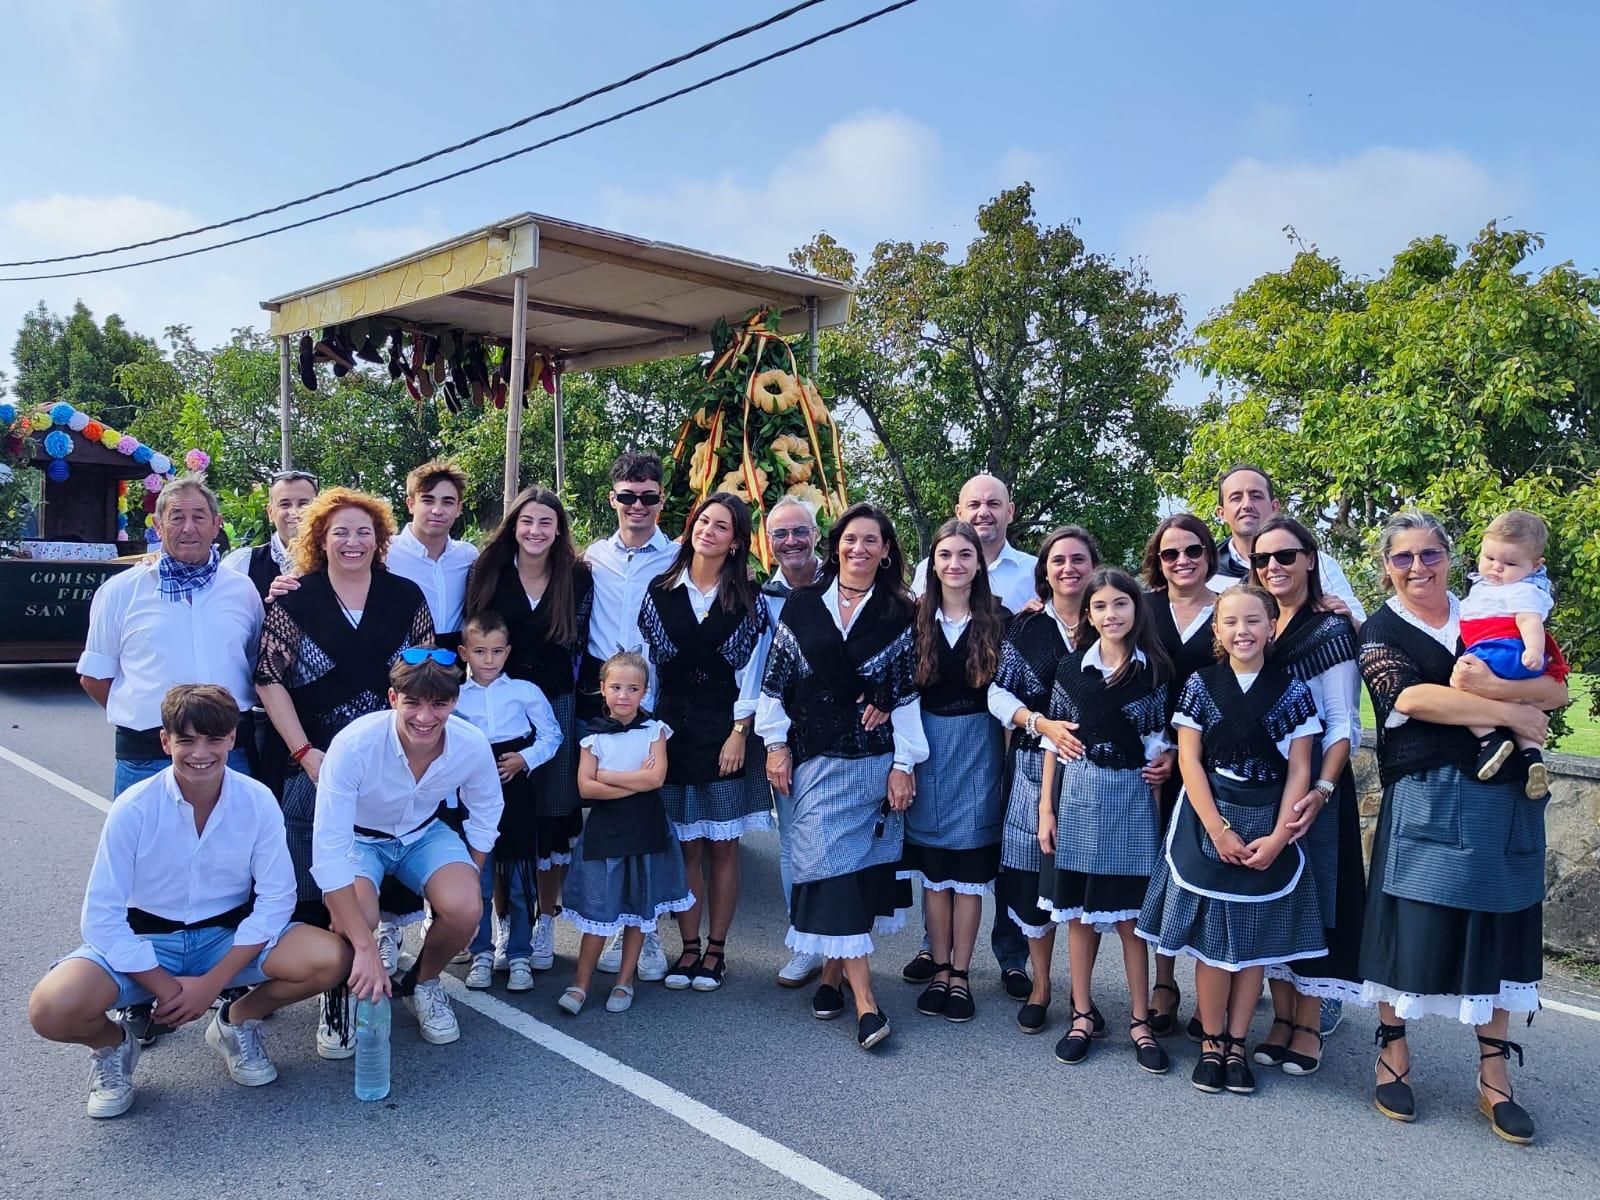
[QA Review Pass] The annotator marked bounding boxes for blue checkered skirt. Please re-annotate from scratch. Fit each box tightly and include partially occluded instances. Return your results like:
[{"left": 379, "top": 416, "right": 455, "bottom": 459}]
[
  {"left": 560, "top": 811, "right": 694, "bottom": 938},
  {"left": 906, "top": 711, "right": 1003, "bottom": 852},
  {"left": 1000, "top": 747, "right": 1046, "bottom": 873},
  {"left": 662, "top": 741, "right": 775, "bottom": 842},
  {"left": 1052, "top": 757, "right": 1161, "bottom": 877}
]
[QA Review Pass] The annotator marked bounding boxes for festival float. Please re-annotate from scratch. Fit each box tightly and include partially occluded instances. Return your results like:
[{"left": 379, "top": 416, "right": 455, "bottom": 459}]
[{"left": 0, "top": 400, "right": 191, "bottom": 663}]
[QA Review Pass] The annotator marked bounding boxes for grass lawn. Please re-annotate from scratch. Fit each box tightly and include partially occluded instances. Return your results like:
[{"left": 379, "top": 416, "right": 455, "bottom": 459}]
[{"left": 1358, "top": 673, "right": 1599, "bottom": 758}]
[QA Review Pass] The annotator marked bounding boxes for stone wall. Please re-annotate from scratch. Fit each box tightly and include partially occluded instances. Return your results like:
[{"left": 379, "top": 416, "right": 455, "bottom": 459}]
[{"left": 1353, "top": 737, "right": 1600, "bottom": 960}]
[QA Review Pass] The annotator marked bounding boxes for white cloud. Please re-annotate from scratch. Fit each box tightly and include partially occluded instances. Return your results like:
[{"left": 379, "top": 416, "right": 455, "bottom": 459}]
[
  {"left": 3, "top": 193, "right": 198, "bottom": 250},
  {"left": 347, "top": 213, "right": 452, "bottom": 262},
  {"left": 1128, "top": 146, "right": 1526, "bottom": 323}
]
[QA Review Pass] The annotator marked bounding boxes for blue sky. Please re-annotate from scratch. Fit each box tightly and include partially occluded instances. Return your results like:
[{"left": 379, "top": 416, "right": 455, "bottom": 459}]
[{"left": 2, "top": 0, "right": 1597, "bottom": 385}]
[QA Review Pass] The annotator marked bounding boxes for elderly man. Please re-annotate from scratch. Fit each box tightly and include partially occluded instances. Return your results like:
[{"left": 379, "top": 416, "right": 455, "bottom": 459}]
[
  {"left": 79, "top": 476, "right": 264, "bottom": 799},
  {"left": 222, "top": 470, "right": 318, "bottom": 599},
  {"left": 756, "top": 496, "right": 826, "bottom": 987}
]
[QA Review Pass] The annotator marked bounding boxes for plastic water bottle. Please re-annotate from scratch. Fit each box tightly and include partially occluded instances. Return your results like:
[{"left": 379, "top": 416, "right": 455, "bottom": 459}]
[{"left": 354, "top": 996, "right": 391, "bottom": 1101}]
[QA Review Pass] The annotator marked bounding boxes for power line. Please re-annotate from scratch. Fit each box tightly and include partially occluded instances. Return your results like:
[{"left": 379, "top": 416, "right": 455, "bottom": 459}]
[
  {"left": 0, "top": 0, "right": 829, "bottom": 268},
  {"left": 0, "top": 0, "right": 920, "bottom": 285}
]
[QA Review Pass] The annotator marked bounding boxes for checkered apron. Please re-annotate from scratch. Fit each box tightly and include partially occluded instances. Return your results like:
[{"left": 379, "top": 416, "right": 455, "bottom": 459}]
[
  {"left": 907, "top": 711, "right": 1004, "bottom": 851},
  {"left": 1000, "top": 747, "right": 1046, "bottom": 873},
  {"left": 1053, "top": 756, "right": 1160, "bottom": 876},
  {"left": 787, "top": 752, "right": 902, "bottom": 885}
]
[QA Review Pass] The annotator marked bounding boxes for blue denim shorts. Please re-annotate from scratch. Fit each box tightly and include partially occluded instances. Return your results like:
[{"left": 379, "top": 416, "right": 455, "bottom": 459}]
[
  {"left": 347, "top": 819, "right": 474, "bottom": 897},
  {"left": 63, "top": 925, "right": 276, "bottom": 1009}
]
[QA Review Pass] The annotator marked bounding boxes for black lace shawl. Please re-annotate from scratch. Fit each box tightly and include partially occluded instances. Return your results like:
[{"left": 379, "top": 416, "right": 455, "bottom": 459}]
[
  {"left": 1358, "top": 602, "right": 1477, "bottom": 787},
  {"left": 991, "top": 609, "right": 1074, "bottom": 752},
  {"left": 1176, "top": 662, "right": 1317, "bottom": 783},
  {"left": 1274, "top": 605, "right": 1359, "bottom": 683},
  {"left": 1049, "top": 649, "right": 1171, "bottom": 770}
]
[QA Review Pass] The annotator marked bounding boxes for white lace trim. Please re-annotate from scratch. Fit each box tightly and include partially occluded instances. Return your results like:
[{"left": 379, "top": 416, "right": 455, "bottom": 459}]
[
  {"left": 785, "top": 926, "right": 874, "bottom": 959},
  {"left": 1007, "top": 905, "right": 1053, "bottom": 941},
  {"left": 1135, "top": 928, "right": 1327, "bottom": 973},
  {"left": 535, "top": 852, "right": 573, "bottom": 872},
  {"left": 898, "top": 869, "right": 993, "bottom": 896},
  {"left": 1358, "top": 979, "right": 1540, "bottom": 1026},
  {"left": 1042, "top": 899, "right": 1141, "bottom": 932},
  {"left": 1264, "top": 965, "right": 1366, "bottom": 1003},
  {"left": 560, "top": 893, "right": 696, "bottom": 939},
  {"left": 673, "top": 812, "right": 775, "bottom": 842}
]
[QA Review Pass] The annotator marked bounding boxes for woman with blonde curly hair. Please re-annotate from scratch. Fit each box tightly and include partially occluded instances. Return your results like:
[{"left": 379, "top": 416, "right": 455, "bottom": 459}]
[{"left": 255, "top": 487, "right": 435, "bottom": 1058}]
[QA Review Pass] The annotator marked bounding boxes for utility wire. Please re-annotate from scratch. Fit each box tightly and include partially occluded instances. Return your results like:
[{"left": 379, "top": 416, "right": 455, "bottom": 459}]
[
  {"left": 0, "top": 0, "right": 828, "bottom": 268},
  {"left": 0, "top": 0, "right": 919, "bottom": 284}
]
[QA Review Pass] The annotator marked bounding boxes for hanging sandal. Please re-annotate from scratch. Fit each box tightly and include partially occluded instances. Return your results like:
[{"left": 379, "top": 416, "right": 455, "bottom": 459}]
[
  {"left": 1252, "top": 1015, "right": 1297, "bottom": 1066},
  {"left": 943, "top": 968, "right": 976, "bottom": 1023},
  {"left": 1477, "top": 1035, "right": 1534, "bottom": 1144},
  {"left": 691, "top": 938, "right": 727, "bottom": 992},
  {"left": 1281, "top": 1022, "right": 1325, "bottom": 1076},
  {"left": 1149, "top": 981, "right": 1180, "bottom": 1037},
  {"left": 664, "top": 939, "right": 701, "bottom": 991},
  {"left": 1373, "top": 1022, "right": 1415, "bottom": 1122},
  {"left": 1191, "top": 1030, "right": 1227, "bottom": 1093},
  {"left": 1130, "top": 1016, "right": 1170, "bottom": 1075},
  {"left": 916, "top": 962, "right": 953, "bottom": 1015},
  {"left": 1054, "top": 1005, "right": 1098, "bottom": 1065},
  {"left": 1223, "top": 1034, "right": 1256, "bottom": 1094}
]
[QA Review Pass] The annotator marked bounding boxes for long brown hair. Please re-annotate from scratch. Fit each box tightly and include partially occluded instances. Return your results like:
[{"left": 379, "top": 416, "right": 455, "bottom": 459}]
[
  {"left": 466, "top": 486, "right": 582, "bottom": 646},
  {"left": 1074, "top": 566, "right": 1173, "bottom": 686},
  {"left": 650, "top": 492, "right": 759, "bottom": 616},
  {"left": 915, "top": 520, "right": 1004, "bottom": 688},
  {"left": 822, "top": 502, "right": 913, "bottom": 619}
]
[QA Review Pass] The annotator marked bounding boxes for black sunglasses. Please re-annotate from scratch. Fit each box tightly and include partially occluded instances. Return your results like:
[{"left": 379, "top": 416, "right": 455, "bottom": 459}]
[
  {"left": 614, "top": 490, "right": 661, "bottom": 508},
  {"left": 1388, "top": 548, "right": 1447, "bottom": 570},
  {"left": 1159, "top": 544, "right": 1206, "bottom": 564},
  {"left": 1249, "top": 548, "right": 1312, "bottom": 569},
  {"left": 399, "top": 648, "right": 458, "bottom": 666}
]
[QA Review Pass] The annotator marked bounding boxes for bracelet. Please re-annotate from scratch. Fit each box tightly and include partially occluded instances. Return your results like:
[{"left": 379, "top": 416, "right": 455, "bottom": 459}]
[
  {"left": 290, "top": 743, "right": 313, "bottom": 763},
  {"left": 766, "top": 743, "right": 789, "bottom": 756},
  {"left": 1206, "top": 816, "right": 1232, "bottom": 839},
  {"left": 1314, "top": 778, "right": 1336, "bottom": 797},
  {"left": 1024, "top": 712, "right": 1040, "bottom": 738}
]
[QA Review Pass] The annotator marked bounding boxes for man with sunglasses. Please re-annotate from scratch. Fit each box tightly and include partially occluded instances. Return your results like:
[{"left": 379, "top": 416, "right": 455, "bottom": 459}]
[
  {"left": 583, "top": 452, "right": 674, "bottom": 981},
  {"left": 313, "top": 651, "right": 502, "bottom": 1045},
  {"left": 222, "top": 470, "right": 319, "bottom": 599},
  {"left": 1207, "top": 463, "right": 1365, "bottom": 622}
]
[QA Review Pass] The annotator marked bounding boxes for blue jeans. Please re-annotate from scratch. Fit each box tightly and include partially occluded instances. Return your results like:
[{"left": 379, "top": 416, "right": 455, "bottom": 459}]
[
  {"left": 114, "top": 749, "right": 252, "bottom": 798},
  {"left": 64, "top": 926, "right": 274, "bottom": 1008},
  {"left": 469, "top": 855, "right": 535, "bottom": 959}
]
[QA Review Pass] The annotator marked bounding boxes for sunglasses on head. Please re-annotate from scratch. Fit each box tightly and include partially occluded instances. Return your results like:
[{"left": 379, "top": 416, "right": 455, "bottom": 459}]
[
  {"left": 614, "top": 490, "right": 661, "bottom": 508},
  {"left": 1388, "top": 548, "right": 1446, "bottom": 570},
  {"left": 1159, "top": 544, "right": 1206, "bottom": 564},
  {"left": 1249, "top": 548, "right": 1311, "bottom": 569},
  {"left": 269, "top": 469, "right": 319, "bottom": 488},
  {"left": 399, "top": 648, "right": 458, "bottom": 667}
]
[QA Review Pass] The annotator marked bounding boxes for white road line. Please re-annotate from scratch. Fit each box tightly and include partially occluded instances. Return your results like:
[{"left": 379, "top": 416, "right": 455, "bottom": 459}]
[
  {"left": 1, "top": 739, "right": 882, "bottom": 1199},
  {"left": 1543, "top": 997, "right": 1600, "bottom": 1024},
  {"left": 446, "top": 979, "right": 882, "bottom": 1200}
]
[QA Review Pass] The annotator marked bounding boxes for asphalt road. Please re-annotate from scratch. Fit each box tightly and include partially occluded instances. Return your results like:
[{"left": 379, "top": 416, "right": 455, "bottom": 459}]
[{"left": 2, "top": 663, "right": 1597, "bottom": 1200}]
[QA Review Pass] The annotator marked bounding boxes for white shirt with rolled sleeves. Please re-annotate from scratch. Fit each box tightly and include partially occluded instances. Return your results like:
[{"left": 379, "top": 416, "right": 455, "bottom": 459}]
[
  {"left": 753, "top": 580, "right": 930, "bottom": 772},
  {"left": 76, "top": 560, "right": 263, "bottom": 729},
  {"left": 385, "top": 525, "right": 479, "bottom": 637},
  {"left": 585, "top": 527, "right": 674, "bottom": 706},
  {"left": 310, "top": 710, "right": 504, "bottom": 894},
  {"left": 912, "top": 540, "right": 1037, "bottom": 613},
  {"left": 80, "top": 766, "right": 296, "bottom": 974},
  {"left": 454, "top": 674, "right": 562, "bottom": 774},
  {"left": 1207, "top": 543, "right": 1367, "bottom": 623}
]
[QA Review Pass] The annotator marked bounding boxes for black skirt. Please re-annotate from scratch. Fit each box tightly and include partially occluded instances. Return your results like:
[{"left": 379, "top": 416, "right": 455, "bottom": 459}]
[
  {"left": 788, "top": 863, "right": 913, "bottom": 959},
  {"left": 998, "top": 864, "right": 1054, "bottom": 940},
  {"left": 898, "top": 841, "right": 1000, "bottom": 894},
  {"left": 1038, "top": 865, "right": 1148, "bottom": 928},
  {"left": 1268, "top": 764, "right": 1367, "bottom": 1001}
]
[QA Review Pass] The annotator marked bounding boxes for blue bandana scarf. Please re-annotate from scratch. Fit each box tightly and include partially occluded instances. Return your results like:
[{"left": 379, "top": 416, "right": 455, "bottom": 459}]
[{"left": 157, "top": 546, "right": 221, "bottom": 602}]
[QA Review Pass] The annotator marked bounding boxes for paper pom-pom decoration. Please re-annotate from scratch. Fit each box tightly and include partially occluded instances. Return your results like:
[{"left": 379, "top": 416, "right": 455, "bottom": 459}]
[
  {"left": 117, "top": 497, "right": 129, "bottom": 514},
  {"left": 184, "top": 448, "right": 211, "bottom": 472},
  {"left": 142, "top": 493, "right": 157, "bottom": 512},
  {"left": 117, "top": 530, "right": 130, "bottom": 543},
  {"left": 83, "top": 420, "right": 104, "bottom": 441},
  {"left": 133, "top": 445, "right": 153, "bottom": 465},
  {"left": 0, "top": 402, "right": 14, "bottom": 424},
  {"left": 149, "top": 452, "right": 172, "bottom": 474},
  {"left": 49, "top": 402, "right": 75, "bottom": 425},
  {"left": 44, "top": 430, "right": 74, "bottom": 458},
  {"left": 45, "top": 459, "right": 70, "bottom": 483},
  {"left": 115, "top": 435, "right": 137, "bottom": 455},
  {"left": 144, "top": 472, "right": 165, "bottom": 492},
  {"left": 100, "top": 428, "right": 121, "bottom": 449},
  {"left": 68, "top": 411, "right": 90, "bottom": 431},
  {"left": 34, "top": 410, "right": 53, "bottom": 429}
]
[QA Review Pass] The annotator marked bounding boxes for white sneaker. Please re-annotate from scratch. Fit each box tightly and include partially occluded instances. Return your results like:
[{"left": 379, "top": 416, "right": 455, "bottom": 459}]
[
  {"left": 507, "top": 958, "right": 535, "bottom": 992},
  {"left": 206, "top": 1010, "right": 278, "bottom": 1086},
  {"left": 465, "top": 953, "right": 494, "bottom": 990},
  {"left": 530, "top": 914, "right": 555, "bottom": 970},
  {"left": 637, "top": 931, "right": 668, "bottom": 982},
  {"left": 597, "top": 930, "right": 624, "bottom": 974},
  {"left": 315, "top": 991, "right": 355, "bottom": 1060},
  {"left": 493, "top": 913, "right": 511, "bottom": 972},
  {"left": 85, "top": 1021, "right": 139, "bottom": 1118},
  {"left": 375, "top": 923, "right": 400, "bottom": 974},
  {"left": 406, "top": 978, "right": 460, "bottom": 1044},
  {"left": 777, "top": 950, "right": 825, "bottom": 988}
]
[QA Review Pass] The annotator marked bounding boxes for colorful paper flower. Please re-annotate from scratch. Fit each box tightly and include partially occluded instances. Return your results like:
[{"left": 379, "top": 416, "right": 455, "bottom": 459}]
[
  {"left": 115, "top": 435, "right": 137, "bottom": 455},
  {"left": 34, "top": 410, "right": 53, "bottom": 430},
  {"left": 100, "top": 427, "right": 122, "bottom": 449},
  {"left": 68, "top": 411, "right": 90, "bottom": 431},
  {"left": 0, "top": 402, "right": 15, "bottom": 425},
  {"left": 49, "top": 401, "right": 75, "bottom": 425},
  {"left": 184, "top": 448, "right": 211, "bottom": 472},
  {"left": 45, "top": 459, "right": 70, "bottom": 483},
  {"left": 133, "top": 445, "right": 153, "bottom": 465},
  {"left": 144, "top": 472, "right": 165, "bottom": 492},
  {"left": 148, "top": 452, "right": 172, "bottom": 475},
  {"left": 117, "top": 530, "right": 130, "bottom": 543},
  {"left": 83, "top": 420, "right": 104, "bottom": 441},
  {"left": 44, "top": 429, "right": 74, "bottom": 458}
]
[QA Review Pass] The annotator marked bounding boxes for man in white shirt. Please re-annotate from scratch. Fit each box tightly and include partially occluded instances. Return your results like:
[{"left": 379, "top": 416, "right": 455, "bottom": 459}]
[
  {"left": 313, "top": 653, "right": 503, "bottom": 1046},
  {"left": 221, "top": 469, "right": 319, "bottom": 599},
  {"left": 385, "top": 460, "right": 480, "bottom": 649},
  {"left": 583, "top": 452, "right": 674, "bottom": 981},
  {"left": 78, "top": 477, "right": 264, "bottom": 798},
  {"left": 911, "top": 474, "right": 1038, "bottom": 611},
  {"left": 1206, "top": 463, "right": 1365, "bottom": 622},
  {"left": 28, "top": 685, "right": 351, "bottom": 1119}
]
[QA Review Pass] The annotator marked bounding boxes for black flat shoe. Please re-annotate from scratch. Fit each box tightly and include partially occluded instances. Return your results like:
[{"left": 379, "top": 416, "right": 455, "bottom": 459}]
[
  {"left": 691, "top": 938, "right": 727, "bottom": 993},
  {"left": 943, "top": 968, "right": 976, "bottom": 1023},
  {"left": 1253, "top": 1015, "right": 1296, "bottom": 1066},
  {"left": 1191, "top": 1030, "right": 1226, "bottom": 1094},
  {"left": 1521, "top": 749, "right": 1548, "bottom": 800},
  {"left": 916, "top": 962, "right": 953, "bottom": 1016},
  {"left": 858, "top": 1009, "right": 891, "bottom": 1051},
  {"left": 297, "top": 334, "right": 317, "bottom": 391},
  {"left": 1089, "top": 1003, "right": 1107, "bottom": 1039},
  {"left": 664, "top": 940, "right": 701, "bottom": 991},
  {"left": 1131, "top": 1016, "right": 1170, "bottom": 1075},
  {"left": 1282, "top": 1022, "right": 1325, "bottom": 1076},
  {"left": 1017, "top": 1001, "right": 1050, "bottom": 1034},
  {"left": 1478, "top": 1035, "right": 1535, "bottom": 1144},
  {"left": 902, "top": 950, "right": 937, "bottom": 984},
  {"left": 1223, "top": 1037, "right": 1256, "bottom": 1094},
  {"left": 1374, "top": 1022, "right": 1416, "bottom": 1123},
  {"left": 1475, "top": 731, "right": 1516, "bottom": 781},
  {"left": 1054, "top": 1005, "right": 1098, "bottom": 1065},
  {"left": 1148, "top": 981, "right": 1180, "bottom": 1038},
  {"left": 812, "top": 984, "right": 846, "bottom": 1021},
  {"left": 1001, "top": 968, "right": 1032, "bottom": 1000}
]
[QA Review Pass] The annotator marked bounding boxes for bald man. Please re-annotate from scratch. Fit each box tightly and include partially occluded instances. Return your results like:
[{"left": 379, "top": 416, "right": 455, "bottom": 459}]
[{"left": 910, "top": 474, "right": 1037, "bottom": 611}]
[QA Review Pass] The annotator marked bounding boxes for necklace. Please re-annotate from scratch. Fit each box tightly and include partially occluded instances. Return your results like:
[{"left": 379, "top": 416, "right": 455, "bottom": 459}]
[{"left": 838, "top": 581, "right": 872, "bottom": 609}]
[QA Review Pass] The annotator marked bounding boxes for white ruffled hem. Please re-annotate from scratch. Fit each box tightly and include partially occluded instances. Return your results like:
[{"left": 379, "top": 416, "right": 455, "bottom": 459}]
[
  {"left": 560, "top": 893, "right": 696, "bottom": 938},
  {"left": 1264, "top": 965, "right": 1366, "bottom": 1003},
  {"left": 673, "top": 812, "right": 775, "bottom": 842},
  {"left": 1135, "top": 928, "right": 1327, "bottom": 973},
  {"left": 786, "top": 927, "right": 874, "bottom": 959},
  {"left": 898, "top": 870, "right": 993, "bottom": 896},
  {"left": 1007, "top": 906, "right": 1053, "bottom": 941},
  {"left": 535, "top": 852, "right": 572, "bottom": 872},
  {"left": 1359, "top": 979, "right": 1541, "bottom": 1026},
  {"left": 1042, "top": 900, "right": 1141, "bottom": 932}
]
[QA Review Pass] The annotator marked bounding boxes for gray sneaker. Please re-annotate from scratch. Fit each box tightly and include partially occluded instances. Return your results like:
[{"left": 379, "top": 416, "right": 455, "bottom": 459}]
[
  {"left": 1319, "top": 997, "right": 1344, "bottom": 1037},
  {"left": 206, "top": 1009, "right": 278, "bottom": 1086},
  {"left": 636, "top": 931, "right": 669, "bottom": 983},
  {"left": 86, "top": 1021, "right": 140, "bottom": 1118},
  {"left": 406, "top": 978, "right": 461, "bottom": 1044}
]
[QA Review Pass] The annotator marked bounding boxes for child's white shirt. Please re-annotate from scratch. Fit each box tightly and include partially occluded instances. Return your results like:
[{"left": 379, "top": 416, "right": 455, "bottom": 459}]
[
  {"left": 1460, "top": 578, "right": 1553, "bottom": 622},
  {"left": 580, "top": 720, "right": 671, "bottom": 772}
]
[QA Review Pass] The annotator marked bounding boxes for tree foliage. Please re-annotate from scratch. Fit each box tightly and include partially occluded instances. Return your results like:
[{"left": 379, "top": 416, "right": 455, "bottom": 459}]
[
  {"left": 792, "top": 184, "right": 1189, "bottom": 563},
  {"left": 11, "top": 301, "right": 163, "bottom": 431}
]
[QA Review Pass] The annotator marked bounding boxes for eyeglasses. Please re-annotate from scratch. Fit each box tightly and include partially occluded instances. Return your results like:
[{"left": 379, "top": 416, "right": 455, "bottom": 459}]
[
  {"left": 268, "top": 469, "right": 319, "bottom": 487},
  {"left": 614, "top": 490, "right": 661, "bottom": 508},
  {"left": 1249, "top": 548, "right": 1311, "bottom": 569},
  {"left": 399, "top": 648, "right": 458, "bottom": 666},
  {"left": 1387, "top": 548, "right": 1447, "bottom": 570},
  {"left": 769, "top": 527, "right": 815, "bottom": 543},
  {"left": 1159, "top": 544, "right": 1206, "bottom": 564}
]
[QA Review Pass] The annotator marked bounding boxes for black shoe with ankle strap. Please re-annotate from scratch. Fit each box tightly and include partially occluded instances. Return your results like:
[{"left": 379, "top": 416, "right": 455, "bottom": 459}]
[
  {"left": 1130, "top": 1016, "right": 1170, "bottom": 1074},
  {"left": 664, "top": 938, "right": 701, "bottom": 990},
  {"left": 943, "top": 968, "right": 976, "bottom": 1023},
  {"left": 1373, "top": 1022, "right": 1415, "bottom": 1122},
  {"left": 1191, "top": 1030, "right": 1227, "bottom": 1093},
  {"left": 691, "top": 938, "right": 726, "bottom": 992},
  {"left": 916, "top": 963, "right": 953, "bottom": 1016},
  {"left": 1477, "top": 1035, "right": 1535, "bottom": 1144}
]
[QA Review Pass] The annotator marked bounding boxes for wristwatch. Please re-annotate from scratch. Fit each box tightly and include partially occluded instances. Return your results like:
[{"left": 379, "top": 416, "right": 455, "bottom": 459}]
[
  {"left": 731, "top": 719, "right": 752, "bottom": 737},
  {"left": 1314, "top": 778, "right": 1336, "bottom": 798}
]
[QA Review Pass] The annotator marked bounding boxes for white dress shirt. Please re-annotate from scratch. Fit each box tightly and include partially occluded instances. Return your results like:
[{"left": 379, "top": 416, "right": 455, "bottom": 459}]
[
  {"left": 221, "top": 532, "right": 291, "bottom": 578},
  {"left": 586, "top": 527, "right": 674, "bottom": 704},
  {"left": 753, "top": 580, "right": 930, "bottom": 770},
  {"left": 77, "top": 561, "right": 264, "bottom": 729},
  {"left": 1172, "top": 670, "right": 1323, "bottom": 780},
  {"left": 385, "top": 525, "right": 479, "bottom": 635},
  {"left": 454, "top": 673, "right": 562, "bottom": 774},
  {"left": 311, "top": 710, "right": 504, "bottom": 892},
  {"left": 913, "top": 540, "right": 1038, "bottom": 612},
  {"left": 672, "top": 575, "right": 763, "bottom": 719},
  {"left": 81, "top": 767, "right": 296, "bottom": 973},
  {"left": 1208, "top": 543, "right": 1367, "bottom": 622},
  {"left": 935, "top": 607, "right": 971, "bottom": 646}
]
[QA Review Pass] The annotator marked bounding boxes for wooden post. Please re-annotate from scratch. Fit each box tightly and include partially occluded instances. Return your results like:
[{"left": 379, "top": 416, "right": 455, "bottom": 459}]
[
  {"left": 503, "top": 272, "right": 528, "bottom": 513},
  {"left": 807, "top": 295, "right": 819, "bottom": 376},
  {"left": 278, "top": 335, "right": 293, "bottom": 468}
]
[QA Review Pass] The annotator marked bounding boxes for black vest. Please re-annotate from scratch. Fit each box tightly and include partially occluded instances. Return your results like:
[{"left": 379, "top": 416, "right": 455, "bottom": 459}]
[{"left": 246, "top": 543, "right": 280, "bottom": 600}]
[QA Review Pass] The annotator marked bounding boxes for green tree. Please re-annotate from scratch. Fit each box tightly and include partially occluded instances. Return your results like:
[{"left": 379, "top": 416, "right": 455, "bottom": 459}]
[
  {"left": 793, "top": 184, "right": 1189, "bottom": 563},
  {"left": 10, "top": 301, "right": 163, "bottom": 430},
  {"left": 1176, "top": 223, "right": 1600, "bottom": 713}
]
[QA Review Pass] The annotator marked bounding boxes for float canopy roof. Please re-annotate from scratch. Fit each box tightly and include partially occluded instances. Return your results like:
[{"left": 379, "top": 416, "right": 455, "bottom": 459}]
[{"left": 261, "top": 212, "right": 853, "bottom": 372}]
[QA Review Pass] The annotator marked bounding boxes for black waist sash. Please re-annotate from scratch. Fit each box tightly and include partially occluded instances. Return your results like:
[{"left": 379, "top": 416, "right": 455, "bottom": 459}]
[
  {"left": 126, "top": 899, "right": 253, "bottom": 934},
  {"left": 582, "top": 789, "right": 672, "bottom": 859},
  {"left": 354, "top": 812, "right": 440, "bottom": 840},
  {"left": 490, "top": 731, "right": 539, "bottom": 851},
  {"left": 115, "top": 714, "right": 254, "bottom": 760},
  {"left": 1164, "top": 771, "right": 1305, "bottom": 902}
]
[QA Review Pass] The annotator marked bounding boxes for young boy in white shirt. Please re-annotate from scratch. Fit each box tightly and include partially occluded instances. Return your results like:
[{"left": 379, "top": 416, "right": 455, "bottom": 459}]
[{"left": 28, "top": 685, "right": 351, "bottom": 1118}]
